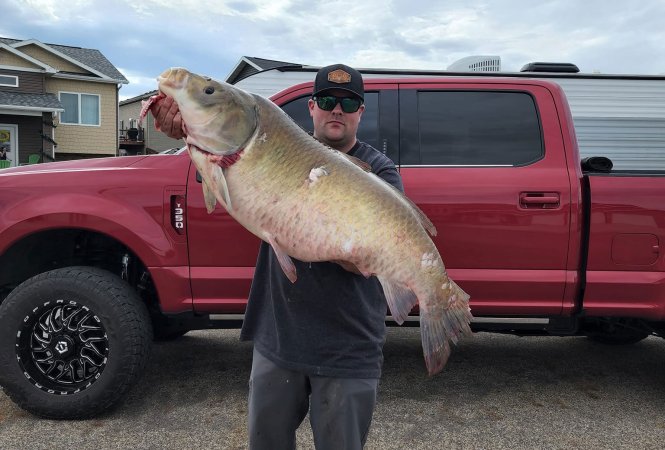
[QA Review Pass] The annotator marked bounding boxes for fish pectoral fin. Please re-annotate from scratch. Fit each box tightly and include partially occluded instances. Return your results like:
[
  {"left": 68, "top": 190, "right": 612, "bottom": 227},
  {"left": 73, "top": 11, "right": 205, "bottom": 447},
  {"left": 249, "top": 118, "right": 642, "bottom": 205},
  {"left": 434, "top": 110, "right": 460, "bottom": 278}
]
[
  {"left": 339, "top": 152, "right": 372, "bottom": 172},
  {"left": 377, "top": 277, "right": 419, "bottom": 325},
  {"left": 202, "top": 180, "right": 217, "bottom": 213},
  {"left": 211, "top": 165, "right": 233, "bottom": 212},
  {"left": 266, "top": 234, "right": 297, "bottom": 283},
  {"left": 189, "top": 143, "right": 230, "bottom": 212}
]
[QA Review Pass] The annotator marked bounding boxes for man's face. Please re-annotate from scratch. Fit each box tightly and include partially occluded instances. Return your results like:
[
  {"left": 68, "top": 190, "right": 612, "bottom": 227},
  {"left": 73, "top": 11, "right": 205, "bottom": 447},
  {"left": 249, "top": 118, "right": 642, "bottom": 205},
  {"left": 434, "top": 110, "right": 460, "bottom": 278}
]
[{"left": 308, "top": 88, "right": 364, "bottom": 153}]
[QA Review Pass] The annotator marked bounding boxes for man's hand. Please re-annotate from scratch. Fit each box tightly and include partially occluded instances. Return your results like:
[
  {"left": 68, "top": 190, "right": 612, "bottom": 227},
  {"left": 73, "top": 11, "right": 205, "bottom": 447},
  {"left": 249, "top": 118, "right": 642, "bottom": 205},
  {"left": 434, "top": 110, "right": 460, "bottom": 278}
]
[{"left": 151, "top": 96, "right": 185, "bottom": 140}]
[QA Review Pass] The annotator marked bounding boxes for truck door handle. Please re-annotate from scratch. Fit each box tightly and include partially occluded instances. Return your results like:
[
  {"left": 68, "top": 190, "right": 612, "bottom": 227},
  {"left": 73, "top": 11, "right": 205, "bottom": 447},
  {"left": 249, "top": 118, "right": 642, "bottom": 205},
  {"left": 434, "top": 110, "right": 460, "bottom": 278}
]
[{"left": 519, "top": 192, "right": 560, "bottom": 209}]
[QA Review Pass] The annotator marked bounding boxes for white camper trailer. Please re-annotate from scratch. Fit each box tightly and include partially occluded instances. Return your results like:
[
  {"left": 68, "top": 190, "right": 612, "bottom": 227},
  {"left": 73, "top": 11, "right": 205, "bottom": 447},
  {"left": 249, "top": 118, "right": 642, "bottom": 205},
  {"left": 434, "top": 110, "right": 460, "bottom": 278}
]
[{"left": 227, "top": 57, "right": 665, "bottom": 171}]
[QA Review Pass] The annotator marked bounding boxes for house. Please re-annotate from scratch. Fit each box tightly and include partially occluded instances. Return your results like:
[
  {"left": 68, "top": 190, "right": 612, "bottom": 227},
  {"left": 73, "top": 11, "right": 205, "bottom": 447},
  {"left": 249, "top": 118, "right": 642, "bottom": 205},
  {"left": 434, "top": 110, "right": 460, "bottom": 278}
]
[
  {"left": 226, "top": 56, "right": 665, "bottom": 171},
  {"left": 118, "top": 90, "right": 182, "bottom": 155},
  {"left": 0, "top": 37, "right": 128, "bottom": 166}
]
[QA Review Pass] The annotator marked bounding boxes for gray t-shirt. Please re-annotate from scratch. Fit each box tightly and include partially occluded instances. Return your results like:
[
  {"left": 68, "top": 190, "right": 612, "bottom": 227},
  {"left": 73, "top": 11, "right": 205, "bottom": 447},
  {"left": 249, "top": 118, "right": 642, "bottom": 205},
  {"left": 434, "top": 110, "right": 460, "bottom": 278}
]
[{"left": 240, "top": 140, "right": 404, "bottom": 378}]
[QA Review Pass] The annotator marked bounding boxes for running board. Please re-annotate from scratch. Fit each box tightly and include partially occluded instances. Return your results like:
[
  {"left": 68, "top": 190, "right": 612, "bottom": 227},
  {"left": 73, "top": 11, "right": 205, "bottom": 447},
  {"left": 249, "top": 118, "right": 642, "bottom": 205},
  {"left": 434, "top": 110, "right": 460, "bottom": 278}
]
[
  {"left": 390, "top": 315, "right": 550, "bottom": 330},
  {"left": 210, "top": 314, "right": 246, "bottom": 321},
  {"left": 209, "top": 314, "right": 550, "bottom": 326}
]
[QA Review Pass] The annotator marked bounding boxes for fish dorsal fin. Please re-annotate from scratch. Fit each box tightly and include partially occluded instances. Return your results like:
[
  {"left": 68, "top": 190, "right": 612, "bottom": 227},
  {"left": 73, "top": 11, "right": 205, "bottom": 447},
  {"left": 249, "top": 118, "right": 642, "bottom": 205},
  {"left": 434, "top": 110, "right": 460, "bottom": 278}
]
[
  {"left": 382, "top": 182, "right": 437, "bottom": 236},
  {"left": 340, "top": 152, "right": 372, "bottom": 173},
  {"left": 401, "top": 191, "right": 437, "bottom": 237}
]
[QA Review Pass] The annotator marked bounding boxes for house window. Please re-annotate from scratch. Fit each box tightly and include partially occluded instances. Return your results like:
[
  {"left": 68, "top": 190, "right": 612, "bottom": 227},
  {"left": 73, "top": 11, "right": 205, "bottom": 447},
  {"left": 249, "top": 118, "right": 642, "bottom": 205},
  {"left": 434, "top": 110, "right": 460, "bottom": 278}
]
[
  {"left": 0, "top": 75, "right": 18, "bottom": 87},
  {"left": 59, "top": 92, "right": 100, "bottom": 126}
]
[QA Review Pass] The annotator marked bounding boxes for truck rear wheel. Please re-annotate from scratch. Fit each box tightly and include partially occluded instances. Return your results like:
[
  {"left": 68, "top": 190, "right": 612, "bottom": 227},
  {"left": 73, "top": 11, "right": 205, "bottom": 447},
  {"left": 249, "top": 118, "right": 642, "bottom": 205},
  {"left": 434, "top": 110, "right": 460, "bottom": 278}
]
[
  {"left": 586, "top": 318, "right": 650, "bottom": 345},
  {"left": 0, "top": 267, "right": 152, "bottom": 419}
]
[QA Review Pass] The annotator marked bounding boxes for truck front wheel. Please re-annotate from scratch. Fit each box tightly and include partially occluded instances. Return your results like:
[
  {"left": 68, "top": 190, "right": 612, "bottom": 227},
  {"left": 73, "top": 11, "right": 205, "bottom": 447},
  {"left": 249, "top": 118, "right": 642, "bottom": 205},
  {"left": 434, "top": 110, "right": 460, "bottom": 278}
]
[{"left": 0, "top": 267, "right": 152, "bottom": 419}]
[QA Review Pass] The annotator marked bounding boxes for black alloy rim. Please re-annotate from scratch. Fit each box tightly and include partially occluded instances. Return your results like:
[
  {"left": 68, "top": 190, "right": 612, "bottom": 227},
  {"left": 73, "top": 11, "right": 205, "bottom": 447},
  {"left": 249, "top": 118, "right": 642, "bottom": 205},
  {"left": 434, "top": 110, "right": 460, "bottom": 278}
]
[{"left": 16, "top": 299, "right": 109, "bottom": 394}]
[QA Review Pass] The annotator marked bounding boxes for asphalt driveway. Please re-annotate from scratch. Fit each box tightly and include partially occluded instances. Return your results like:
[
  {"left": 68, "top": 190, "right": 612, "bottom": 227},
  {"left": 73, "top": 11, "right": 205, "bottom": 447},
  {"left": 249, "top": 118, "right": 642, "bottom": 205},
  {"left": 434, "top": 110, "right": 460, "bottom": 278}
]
[{"left": 1, "top": 328, "right": 664, "bottom": 449}]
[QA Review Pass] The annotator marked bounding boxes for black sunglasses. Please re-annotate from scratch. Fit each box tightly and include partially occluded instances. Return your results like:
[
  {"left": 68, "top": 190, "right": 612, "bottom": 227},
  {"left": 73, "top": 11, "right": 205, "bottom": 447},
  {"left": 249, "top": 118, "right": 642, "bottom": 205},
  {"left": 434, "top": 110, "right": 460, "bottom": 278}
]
[{"left": 313, "top": 95, "right": 363, "bottom": 113}]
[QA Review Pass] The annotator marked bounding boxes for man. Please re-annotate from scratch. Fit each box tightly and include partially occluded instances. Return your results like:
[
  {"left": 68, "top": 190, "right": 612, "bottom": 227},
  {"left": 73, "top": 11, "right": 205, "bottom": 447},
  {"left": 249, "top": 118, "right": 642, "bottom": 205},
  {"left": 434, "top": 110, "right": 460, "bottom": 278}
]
[{"left": 151, "top": 64, "right": 403, "bottom": 450}]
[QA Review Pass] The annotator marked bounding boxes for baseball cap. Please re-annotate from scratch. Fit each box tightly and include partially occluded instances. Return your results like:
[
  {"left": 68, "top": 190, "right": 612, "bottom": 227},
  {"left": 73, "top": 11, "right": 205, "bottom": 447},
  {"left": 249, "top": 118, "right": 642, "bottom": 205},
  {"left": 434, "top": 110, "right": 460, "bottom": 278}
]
[{"left": 313, "top": 64, "right": 364, "bottom": 101}]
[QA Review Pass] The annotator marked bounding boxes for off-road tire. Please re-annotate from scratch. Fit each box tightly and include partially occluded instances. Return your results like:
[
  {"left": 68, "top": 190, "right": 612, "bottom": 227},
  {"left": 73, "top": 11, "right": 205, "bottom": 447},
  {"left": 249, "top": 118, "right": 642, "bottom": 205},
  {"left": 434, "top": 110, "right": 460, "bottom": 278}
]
[{"left": 0, "top": 266, "right": 153, "bottom": 419}]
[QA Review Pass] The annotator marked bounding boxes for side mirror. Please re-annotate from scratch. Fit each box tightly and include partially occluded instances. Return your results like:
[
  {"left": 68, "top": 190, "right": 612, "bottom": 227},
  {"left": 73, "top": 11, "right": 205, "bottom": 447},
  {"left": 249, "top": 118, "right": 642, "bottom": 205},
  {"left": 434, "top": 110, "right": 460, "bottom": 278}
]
[{"left": 581, "top": 156, "right": 613, "bottom": 173}]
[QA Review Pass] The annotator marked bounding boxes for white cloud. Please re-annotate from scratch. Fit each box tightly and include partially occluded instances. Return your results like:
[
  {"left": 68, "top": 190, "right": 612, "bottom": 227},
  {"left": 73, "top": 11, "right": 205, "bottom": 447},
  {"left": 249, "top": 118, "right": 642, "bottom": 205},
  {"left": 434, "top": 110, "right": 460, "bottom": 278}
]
[{"left": 4, "top": 0, "right": 665, "bottom": 100}]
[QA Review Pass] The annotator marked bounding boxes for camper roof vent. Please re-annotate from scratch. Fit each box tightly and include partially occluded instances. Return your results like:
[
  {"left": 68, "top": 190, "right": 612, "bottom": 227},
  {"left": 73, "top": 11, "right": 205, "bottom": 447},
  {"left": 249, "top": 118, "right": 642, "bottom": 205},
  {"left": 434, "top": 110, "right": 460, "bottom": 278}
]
[
  {"left": 520, "top": 62, "right": 580, "bottom": 73},
  {"left": 448, "top": 55, "right": 501, "bottom": 72}
]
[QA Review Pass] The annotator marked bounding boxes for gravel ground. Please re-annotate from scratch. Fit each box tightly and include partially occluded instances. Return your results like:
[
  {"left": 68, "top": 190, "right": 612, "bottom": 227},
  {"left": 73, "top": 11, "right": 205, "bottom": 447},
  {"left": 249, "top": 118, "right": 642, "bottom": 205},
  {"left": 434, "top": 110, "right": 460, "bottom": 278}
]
[{"left": 1, "top": 328, "right": 664, "bottom": 449}]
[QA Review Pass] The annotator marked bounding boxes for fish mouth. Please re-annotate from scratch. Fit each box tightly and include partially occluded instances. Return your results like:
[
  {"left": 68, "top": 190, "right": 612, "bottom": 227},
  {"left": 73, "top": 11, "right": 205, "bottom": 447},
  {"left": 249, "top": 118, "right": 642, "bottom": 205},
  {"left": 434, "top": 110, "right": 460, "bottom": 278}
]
[{"left": 157, "top": 67, "right": 189, "bottom": 92}]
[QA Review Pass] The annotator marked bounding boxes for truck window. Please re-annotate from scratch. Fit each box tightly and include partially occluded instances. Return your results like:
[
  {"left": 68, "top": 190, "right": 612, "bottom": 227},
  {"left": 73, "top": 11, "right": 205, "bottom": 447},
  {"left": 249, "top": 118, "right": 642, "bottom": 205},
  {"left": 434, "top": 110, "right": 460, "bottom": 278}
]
[
  {"left": 413, "top": 91, "right": 543, "bottom": 166},
  {"left": 280, "top": 93, "right": 380, "bottom": 151}
]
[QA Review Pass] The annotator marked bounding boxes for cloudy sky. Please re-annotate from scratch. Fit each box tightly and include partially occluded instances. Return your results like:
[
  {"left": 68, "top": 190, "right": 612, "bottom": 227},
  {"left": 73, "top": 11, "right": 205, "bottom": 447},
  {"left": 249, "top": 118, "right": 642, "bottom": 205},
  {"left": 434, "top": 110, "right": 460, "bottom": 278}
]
[{"left": 3, "top": 0, "right": 665, "bottom": 100}]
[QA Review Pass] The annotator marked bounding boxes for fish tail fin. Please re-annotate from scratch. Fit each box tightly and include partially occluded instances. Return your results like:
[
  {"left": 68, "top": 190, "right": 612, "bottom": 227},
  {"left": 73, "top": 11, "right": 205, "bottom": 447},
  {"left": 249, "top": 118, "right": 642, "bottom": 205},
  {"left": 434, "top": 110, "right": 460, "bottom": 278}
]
[
  {"left": 420, "top": 279, "right": 473, "bottom": 375},
  {"left": 378, "top": 277, "right": 419, "bottom": 325}
]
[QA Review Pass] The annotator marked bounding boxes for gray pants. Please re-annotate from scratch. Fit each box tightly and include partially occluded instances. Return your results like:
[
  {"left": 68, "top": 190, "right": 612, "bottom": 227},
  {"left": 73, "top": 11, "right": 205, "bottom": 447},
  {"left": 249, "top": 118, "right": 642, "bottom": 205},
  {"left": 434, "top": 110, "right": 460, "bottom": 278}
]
[{"left": 248, "top": 348, "right": 379, "bottom": 450}]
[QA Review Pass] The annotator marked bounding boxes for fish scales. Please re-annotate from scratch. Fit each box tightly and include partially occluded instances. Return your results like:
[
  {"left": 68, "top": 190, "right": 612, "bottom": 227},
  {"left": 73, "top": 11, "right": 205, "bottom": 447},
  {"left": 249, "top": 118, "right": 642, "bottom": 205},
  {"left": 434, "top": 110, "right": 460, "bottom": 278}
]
[
  {"left": 153, "top": 68, "right": 473, "bottom": 375},
  {"left": 235, "top": 100, "right": 423, "bottom": 272},
  {"left": 226, "top": 97, "right": 399, "bottom": 265}
]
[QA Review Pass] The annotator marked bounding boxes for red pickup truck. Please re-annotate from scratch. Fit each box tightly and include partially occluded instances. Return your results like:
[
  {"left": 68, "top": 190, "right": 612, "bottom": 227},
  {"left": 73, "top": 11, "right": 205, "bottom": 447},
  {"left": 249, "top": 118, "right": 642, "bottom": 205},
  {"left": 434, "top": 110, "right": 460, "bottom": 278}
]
[{"left": 1, "top": 77, "right": 664, "bottom": 419}]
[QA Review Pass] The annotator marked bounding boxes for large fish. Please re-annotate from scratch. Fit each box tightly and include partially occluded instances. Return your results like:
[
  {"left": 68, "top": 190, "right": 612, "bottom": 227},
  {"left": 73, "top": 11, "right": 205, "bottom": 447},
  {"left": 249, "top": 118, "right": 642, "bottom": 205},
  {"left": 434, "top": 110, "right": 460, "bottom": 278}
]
[{"left": 140, "top": 68, "right": 473, "bottom": 375}]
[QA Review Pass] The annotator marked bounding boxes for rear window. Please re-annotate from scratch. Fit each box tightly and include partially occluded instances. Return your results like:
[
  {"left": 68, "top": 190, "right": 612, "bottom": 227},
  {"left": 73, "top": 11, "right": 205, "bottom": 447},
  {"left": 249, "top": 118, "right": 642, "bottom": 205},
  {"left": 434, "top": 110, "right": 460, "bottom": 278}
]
[
  {"left": 280, "top": 92, "right": 380, "bottom": 150},
  {"left": 413, "top": 91, "right": 543, "bottom": 166}
]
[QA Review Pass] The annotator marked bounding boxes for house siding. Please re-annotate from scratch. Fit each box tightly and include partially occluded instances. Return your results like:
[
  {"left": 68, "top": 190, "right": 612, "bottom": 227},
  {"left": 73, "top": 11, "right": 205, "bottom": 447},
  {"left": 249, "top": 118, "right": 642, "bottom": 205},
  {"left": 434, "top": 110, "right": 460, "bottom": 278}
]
[
  {"left": 119, "top": 101, "right": 141, "bottom": 129},
  {"left": 0, "top": 49, "right": 43, "bottom": 70},
  {"left": 47, "top": 78, "right": 118, "bottom": 155},
  {"left": 18, "top": 45, "right": 93, "bottom": 75},
  {"left": 0, "top": 69, "right": 44, "bottom": 94}
]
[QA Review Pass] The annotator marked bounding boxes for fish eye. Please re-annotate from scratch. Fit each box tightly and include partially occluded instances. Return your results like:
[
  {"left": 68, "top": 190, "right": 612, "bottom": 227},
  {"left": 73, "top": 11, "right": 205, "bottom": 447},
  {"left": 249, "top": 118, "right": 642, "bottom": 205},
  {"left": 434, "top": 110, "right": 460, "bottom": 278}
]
[{"left": 204, "top": 86, "right": 215, "bottom": 95}]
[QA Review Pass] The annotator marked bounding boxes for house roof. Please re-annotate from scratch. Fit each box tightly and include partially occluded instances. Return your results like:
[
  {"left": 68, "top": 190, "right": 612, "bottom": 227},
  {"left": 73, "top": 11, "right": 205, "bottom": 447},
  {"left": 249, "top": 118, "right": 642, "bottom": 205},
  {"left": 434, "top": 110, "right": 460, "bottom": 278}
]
[
  {"left": 119, "top": 89, "right": 158, "bottom": 106},
  {"left": 225, "top": 56, "right": 302, "bottom": 84},
  {"left": 0, "top": 37, "right": 128, "bottom": 83},
  {"left": 0, "top": 91, "right": 64, "bottom": 112}
]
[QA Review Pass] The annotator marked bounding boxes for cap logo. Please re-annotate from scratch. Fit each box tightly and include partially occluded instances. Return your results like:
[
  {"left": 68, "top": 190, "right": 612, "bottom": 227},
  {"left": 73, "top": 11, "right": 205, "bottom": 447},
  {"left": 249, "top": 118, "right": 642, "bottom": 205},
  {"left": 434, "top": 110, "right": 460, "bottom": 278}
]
[{"left": 328, "top": 69, "right": 351, "bottom": 84}]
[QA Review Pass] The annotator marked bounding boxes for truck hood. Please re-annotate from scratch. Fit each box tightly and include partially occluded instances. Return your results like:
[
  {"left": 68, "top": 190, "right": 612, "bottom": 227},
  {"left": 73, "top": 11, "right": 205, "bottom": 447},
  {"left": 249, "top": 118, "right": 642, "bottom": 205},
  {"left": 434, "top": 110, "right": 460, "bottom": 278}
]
[
  {"left": 0, "top": 156, "right": 149, "bottom": 176},
  {"left": 0, "top": 153, "right": 190, "bottom": 192}
]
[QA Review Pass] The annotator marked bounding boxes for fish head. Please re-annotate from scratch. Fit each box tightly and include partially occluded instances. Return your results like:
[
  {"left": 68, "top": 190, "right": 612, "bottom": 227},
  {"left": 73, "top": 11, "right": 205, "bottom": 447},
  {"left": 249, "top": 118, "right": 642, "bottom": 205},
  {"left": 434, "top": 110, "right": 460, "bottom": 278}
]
[{"left": 157, "top": 67, "right": 258, "bottom": 156}]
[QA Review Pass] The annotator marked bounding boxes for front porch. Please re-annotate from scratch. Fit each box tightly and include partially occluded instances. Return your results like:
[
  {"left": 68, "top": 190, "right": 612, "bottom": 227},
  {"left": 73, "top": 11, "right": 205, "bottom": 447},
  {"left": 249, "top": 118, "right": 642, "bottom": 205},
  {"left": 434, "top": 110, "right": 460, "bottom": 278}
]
[{"left": 0, "top": 91, "right": 62, "bottom": 167}]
